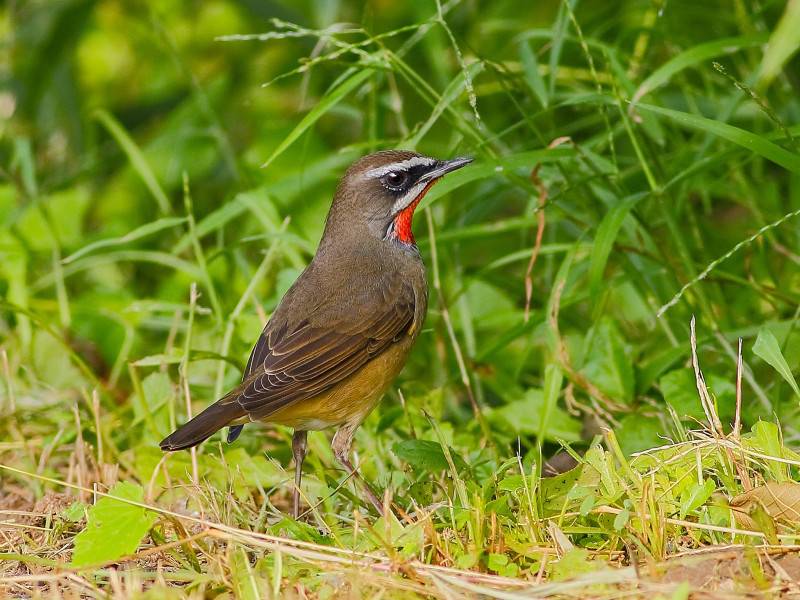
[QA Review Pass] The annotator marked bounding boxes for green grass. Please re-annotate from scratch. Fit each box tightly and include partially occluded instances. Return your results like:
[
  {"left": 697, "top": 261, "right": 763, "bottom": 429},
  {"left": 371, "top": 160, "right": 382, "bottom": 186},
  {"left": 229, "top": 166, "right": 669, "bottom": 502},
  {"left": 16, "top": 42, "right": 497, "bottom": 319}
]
[{"left": 3, "top": 0, "right": 800, "bottom": 597}]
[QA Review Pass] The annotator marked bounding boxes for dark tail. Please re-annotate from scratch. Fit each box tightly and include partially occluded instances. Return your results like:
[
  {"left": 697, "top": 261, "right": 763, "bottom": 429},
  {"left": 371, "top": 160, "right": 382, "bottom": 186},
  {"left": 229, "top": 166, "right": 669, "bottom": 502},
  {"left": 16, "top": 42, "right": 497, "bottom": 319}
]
[{"left": 160, "top": 400, "right": 246, "bottom": 451}]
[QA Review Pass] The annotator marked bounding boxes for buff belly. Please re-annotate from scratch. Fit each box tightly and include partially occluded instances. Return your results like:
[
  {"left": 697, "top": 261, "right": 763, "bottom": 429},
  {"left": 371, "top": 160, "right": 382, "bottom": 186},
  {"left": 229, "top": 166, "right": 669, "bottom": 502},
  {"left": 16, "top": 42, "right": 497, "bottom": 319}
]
[{"left": 260, "top": 340, "right": 413, "bottom": 431}]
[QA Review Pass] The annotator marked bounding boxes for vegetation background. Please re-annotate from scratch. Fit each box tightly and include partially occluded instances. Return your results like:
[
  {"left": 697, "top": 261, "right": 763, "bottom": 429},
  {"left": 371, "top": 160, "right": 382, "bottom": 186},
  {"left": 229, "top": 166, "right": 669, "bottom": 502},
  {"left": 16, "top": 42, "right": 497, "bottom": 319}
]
[{"left": 3, "top": 0, "right": 800, "bottom": 597}]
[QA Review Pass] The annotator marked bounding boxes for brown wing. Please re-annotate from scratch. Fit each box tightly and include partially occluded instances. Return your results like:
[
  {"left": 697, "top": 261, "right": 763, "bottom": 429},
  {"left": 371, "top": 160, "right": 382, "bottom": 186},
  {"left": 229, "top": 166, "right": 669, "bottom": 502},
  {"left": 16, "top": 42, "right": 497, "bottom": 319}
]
[{"left": 233, "top": 272, "right": 417, "bottom": 420}]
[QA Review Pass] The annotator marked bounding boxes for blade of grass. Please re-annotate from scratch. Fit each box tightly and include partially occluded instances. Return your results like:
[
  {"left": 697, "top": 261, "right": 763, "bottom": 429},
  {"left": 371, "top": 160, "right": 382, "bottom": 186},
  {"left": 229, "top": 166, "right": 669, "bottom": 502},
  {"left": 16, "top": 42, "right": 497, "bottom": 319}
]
[
  {"left": 631, "top": 34, "right": 768, "bottom": 103},
  {"left": 758, "top": 0, "right": 800, "bottom": 87},
  {"left": 634, "top": 103, "right": 800, "bottom": 173},
  {"left": 588, "top": 193, "right": 647, "bottom": 302},
  {"left": 261, "top": 68, "right": 374, "bottom": 169},
  {"left": 94, "top": 110, "right": 172, "bottom": 214},
  {"left": 64, "top": 217, "right": 187, "bottom": 264}
]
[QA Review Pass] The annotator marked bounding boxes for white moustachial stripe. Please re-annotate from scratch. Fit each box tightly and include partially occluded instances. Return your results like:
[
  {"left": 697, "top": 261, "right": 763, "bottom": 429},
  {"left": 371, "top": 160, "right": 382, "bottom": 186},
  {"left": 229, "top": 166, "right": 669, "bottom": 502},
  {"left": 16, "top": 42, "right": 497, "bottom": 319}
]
[{"left": 389, "top": 181, "right": 427, "bottom": 215}]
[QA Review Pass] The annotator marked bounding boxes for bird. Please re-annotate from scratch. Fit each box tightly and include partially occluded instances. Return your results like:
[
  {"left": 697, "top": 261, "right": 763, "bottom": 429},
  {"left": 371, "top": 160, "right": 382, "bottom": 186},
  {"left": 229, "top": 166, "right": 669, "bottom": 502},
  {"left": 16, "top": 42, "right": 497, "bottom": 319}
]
[{"left": 159, "top": 150, "right": 472, "bottom": 517}]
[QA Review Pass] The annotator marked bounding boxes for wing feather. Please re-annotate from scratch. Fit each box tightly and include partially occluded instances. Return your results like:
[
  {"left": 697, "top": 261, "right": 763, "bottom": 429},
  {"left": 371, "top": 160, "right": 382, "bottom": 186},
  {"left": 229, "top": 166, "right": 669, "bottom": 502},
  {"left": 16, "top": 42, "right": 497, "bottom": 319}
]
[{"left": 234, "top": 271, "right": 417, "bottom": 420}]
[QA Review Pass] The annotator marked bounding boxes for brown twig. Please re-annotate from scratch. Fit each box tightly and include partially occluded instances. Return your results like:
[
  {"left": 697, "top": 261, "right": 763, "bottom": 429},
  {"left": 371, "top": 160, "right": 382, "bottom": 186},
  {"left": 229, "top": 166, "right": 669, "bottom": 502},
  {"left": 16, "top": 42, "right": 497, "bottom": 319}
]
[
  {"left": 689, "top": 316, "right": 724, "bottom": 437},
  {"left": 549, "top": 279, "right": 627, "bottom": 413},
  {"left": 523, "top": 136, "right": 571, "bottom": 323}
]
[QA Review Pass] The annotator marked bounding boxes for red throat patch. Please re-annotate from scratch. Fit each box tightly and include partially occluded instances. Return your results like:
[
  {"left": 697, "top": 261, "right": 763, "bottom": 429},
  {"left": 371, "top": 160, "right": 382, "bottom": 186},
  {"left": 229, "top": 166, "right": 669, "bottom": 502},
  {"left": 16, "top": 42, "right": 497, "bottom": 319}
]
[{"left": 393, "top": 180, "right": 437, "bottom": 244}]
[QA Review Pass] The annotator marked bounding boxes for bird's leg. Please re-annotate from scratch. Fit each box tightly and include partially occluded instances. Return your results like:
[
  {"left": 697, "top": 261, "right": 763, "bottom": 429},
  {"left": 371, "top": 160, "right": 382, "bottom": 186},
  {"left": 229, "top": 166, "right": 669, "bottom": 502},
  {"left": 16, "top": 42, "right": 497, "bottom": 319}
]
[
  {"left": 291, "top": 430, "right": 308, "bottom": 519},
  {"left": 331, "top": 424, "right": 384, "bottom": 514}
]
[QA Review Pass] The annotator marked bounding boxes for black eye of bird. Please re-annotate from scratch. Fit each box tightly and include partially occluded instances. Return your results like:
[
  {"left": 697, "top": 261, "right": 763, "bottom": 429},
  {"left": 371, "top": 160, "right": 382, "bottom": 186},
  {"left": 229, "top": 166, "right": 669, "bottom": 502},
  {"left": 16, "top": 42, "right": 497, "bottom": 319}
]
[{"left": 383, "top": 171, "right": 408, "bottom": 190}]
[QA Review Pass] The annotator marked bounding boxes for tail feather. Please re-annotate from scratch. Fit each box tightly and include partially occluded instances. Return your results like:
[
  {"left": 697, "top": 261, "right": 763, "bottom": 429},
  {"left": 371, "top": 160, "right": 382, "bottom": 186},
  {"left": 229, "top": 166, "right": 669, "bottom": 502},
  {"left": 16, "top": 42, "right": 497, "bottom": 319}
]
[{"left": 160, "top": 400, "right": 246, "bottom": 451}]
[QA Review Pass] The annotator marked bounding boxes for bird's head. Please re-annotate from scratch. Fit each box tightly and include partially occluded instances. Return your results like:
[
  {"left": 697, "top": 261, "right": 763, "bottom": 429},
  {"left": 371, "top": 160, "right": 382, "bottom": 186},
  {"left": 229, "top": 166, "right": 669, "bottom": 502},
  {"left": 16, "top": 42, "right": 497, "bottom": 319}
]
[{"left": 324, "top": 150, "right": 472, "bottom": 247}]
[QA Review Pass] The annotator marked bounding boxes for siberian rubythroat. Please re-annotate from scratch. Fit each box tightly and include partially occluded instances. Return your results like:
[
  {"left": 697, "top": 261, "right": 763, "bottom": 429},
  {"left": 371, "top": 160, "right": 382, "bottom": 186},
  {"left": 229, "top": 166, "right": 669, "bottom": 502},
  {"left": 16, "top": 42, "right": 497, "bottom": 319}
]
[{"left": 160, "top": 151, "right": 472, "bottom": 516}]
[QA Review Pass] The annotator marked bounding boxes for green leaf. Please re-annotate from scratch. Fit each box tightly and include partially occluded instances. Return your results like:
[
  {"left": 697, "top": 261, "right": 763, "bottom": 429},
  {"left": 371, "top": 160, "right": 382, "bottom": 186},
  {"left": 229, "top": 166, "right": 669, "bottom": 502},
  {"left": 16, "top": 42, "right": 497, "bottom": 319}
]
[
  {"left": 132, "top": 349, "right": 242, "bottom": 369},
  {"left": 589, "top": 193, "right": 645, "bottom": 300},
  {"left": 679, "top": 478, "right": 716, "bottom": 519},
  {"left": 538, "top": 364, "right": 564, "bottom": 445},
  {"left": 261, "top": 68, "right": 374, "bottom": 168},
  {"left": 753, "top": 328, "right": 800, "bottom": 398},
  {"left": 580, "top": 317, "right": 634, "bottom": 403},
  {"left": 61, "top": 501, "right": 87, "bottom": 523},
  {"left": 579, "top": 493, "right": 596, "bottom": 516},
  {"left": 613, "top": 507, "right": 630, "bottom": 531},
  {"left": 131, "top": 372, "right": 174, "bottom": 437},
  {"left": 660, "top": 368, "right": 736, "bottom": 422},
  {"left": 632, "top": 34, "right": 767, "bottom": 103},
  {"left": 17, "top": 187, "right": 90, "bottom": 251},
  {"left": 64, "top": 217, "right": 187, "bottom": 264},
  {"left": 71, "top": 481, "right": 158, "bottom": 566},
  {"left": 489, "top": 388, "right": 581, "bottom": 442},
  {"left": 635, "top": 103, "right": 800, "bottom": 173},
  {"left": 407, "top": 62, "right": 484, "bottom": 148},
  {"left": 94, "top": 110, "right": 171, "bottom": 214},
  {"left": 551, "top": 548, "right": 596, "bottom": 581},
  {"left": 392, "top": 439, "right": 468, "bottom": 473},
  {"left": 230, "top": 547, "right": 263, "bottom": 600},
  {"left": 518, "top": 39, "right": 548, "bottom": 107},
  {"left": 615, "top": 414, "right": 663, "bottom": 455},
  {"left": 660, "top": 369, "right": 707, "bottom": 421},
  {"left": 420, "top": 147, "right": 575, "bottom": 209},
  {"left": 759, "top": 0, "right": 800, "bottom": 87},
  {"left": 33, "top": 329, "right": 83, "bottom": 389}
]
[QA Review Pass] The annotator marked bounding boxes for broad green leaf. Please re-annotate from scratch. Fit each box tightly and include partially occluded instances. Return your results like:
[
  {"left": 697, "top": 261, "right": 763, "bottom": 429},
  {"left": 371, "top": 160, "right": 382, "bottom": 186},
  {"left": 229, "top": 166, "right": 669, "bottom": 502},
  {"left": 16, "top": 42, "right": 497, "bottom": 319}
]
[
  {"left": 660, "top": 369, "right": 706, "bottom": 422},
  {"left": 638, "top": 344, "right": 688, "bottom": 393},
  {"left": 487, "top": 552, "right": 519, "bottom": 577},
  {"left": 551, "top": 548, "right": 596, "bottom": 581},
  {"left": 392, "top": 439, "right": 468, "bottom": 473},
  {"left": 489, "top": 388, "right": 581, "bottom": 442},
  {"left": 635, "top": 103, "right": 800, "bottom": 173},
  {"left": 262, "top": 68, "right": 374, "bottom": 168},
  {"left": 94, "top": 110, "right": 171, "bottom": 214},
  {"left": 64, "top": 217, "right": 187, "bottom": 263},
  {"left": 632, "top": 34, "right": 767, "bottom": 103},
  {"left": 71, "top": 481, "right": 157, "bottom": 566},
  {"left": 679, "top": 479, "right": 716, "bottom": 519},
  {"left": 759, "top": 0, "right": 800, "bottom": 87},
  {"left": 660, "top": 369, "right": 735, "bottom": 422},
  {"left": 579, "top": 493, "right": 596, "bottom": 516},
  {"left": 753, "top": 328, "right": 800, "bottom": 398},
  {"left": 580, "top": 317, "right": 634, "bottom": 403},
  {"left": 17, "top": 187, "right": 90, "bottom": 251},
  {"left": 615, "top": 414, "right": 663, "bottom": 455}
]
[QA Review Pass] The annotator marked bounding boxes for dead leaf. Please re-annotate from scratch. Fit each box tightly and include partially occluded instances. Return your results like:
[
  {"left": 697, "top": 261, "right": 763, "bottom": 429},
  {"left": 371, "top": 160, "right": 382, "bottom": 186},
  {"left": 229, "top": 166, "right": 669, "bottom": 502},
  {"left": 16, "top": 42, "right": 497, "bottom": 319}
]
[{"left": 730, "top": 481, "right": 800, "bottom": 534}]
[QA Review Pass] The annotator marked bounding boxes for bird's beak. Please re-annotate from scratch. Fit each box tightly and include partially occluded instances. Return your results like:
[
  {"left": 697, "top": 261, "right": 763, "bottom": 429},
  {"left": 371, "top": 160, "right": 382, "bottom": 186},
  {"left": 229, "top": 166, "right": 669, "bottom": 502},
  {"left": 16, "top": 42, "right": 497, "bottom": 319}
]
[{"left": 418, "top": 156, "right": 473, "bottom": 184}]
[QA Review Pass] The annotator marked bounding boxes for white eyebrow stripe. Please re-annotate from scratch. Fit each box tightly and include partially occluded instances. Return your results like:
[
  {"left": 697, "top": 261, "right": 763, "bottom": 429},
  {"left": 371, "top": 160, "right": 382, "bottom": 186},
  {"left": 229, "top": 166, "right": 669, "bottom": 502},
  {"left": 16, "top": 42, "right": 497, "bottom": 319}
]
[{"left": 364, "top": 156, "right": 435, "bottom": 179}]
